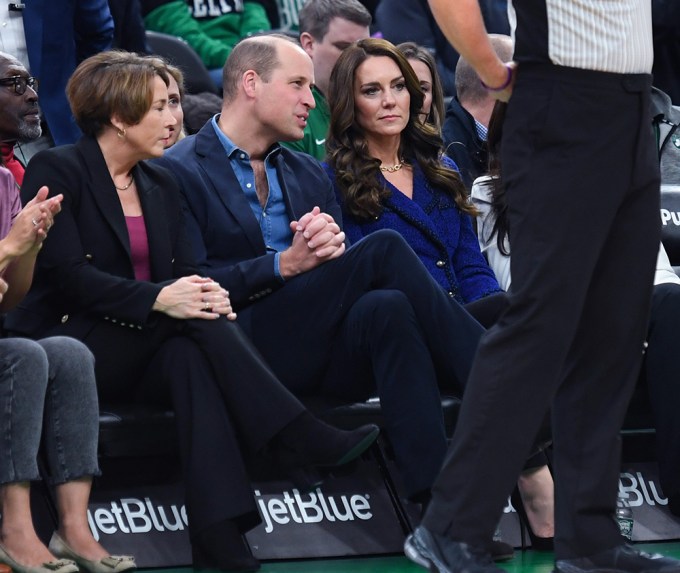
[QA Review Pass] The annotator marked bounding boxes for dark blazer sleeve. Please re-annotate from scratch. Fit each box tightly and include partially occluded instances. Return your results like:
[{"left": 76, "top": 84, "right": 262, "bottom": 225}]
[
  {"left": 11, "top": 142, "right": 191, "bottom": 336},
  {"left": 158, "top": 130, "right": 343, "bottom": 309}
]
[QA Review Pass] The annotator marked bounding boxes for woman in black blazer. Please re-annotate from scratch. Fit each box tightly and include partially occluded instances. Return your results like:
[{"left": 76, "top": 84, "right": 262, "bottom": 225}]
[{"left": 5, "top": 51, "right": 377, "bottom": 573}]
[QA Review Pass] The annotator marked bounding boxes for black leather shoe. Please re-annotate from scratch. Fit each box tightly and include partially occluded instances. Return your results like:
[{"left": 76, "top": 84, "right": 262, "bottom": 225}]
[
  {"left": 278, "top": 423, "right": 380, "bottom": 468},
  {"left": 404, "top": 526, "right": 505, "bottom": 573},
  {"left": 555, "top": 545, "right": 680, "bottom": 573}
]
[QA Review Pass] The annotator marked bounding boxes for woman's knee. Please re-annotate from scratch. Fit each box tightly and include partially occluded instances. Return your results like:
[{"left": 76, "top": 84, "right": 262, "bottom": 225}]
[
  {"left": 0, "top": 338, "right": 49, "bottom": 387},
  {"left": 38, "top": 336, "right": 95, "bottom": 368}
]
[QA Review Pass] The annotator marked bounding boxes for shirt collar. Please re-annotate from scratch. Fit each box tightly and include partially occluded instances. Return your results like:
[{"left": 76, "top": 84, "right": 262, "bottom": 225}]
[
  {"left": 211, "top": 114, "right": 282, "bottom": 161},
  {"left": 475, "top": 120, "right": 488, "bottom": 142}
]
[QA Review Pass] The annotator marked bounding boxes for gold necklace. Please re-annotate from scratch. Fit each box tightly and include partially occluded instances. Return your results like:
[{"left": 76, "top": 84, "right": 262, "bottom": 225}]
[
  {"left": 114, "top": 174, "right": 133, "bottom": 191},
  {"left": 380, "top": 161, "right": 404, "bottom": 173}
]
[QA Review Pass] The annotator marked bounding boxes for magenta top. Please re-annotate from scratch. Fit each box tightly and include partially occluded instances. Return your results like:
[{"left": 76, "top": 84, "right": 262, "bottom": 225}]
[{"left": 125, "top": 215, "right": 151, "bottom": 281}]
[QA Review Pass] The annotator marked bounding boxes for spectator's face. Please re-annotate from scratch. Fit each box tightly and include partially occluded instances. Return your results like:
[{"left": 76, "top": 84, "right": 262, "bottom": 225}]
[
  {"left": 353, "top": 55, "right": 410, "bottom": 143},
  {"left": 302, "top": 17, "right": 369, "bottom": 95},
  {"left": 121, "top": 75, "right": 176, "bottom": 160},
  {"left": 164, "top": 75, "right": 184, "bottom": 148},
  {"left": 408, "top": 58, "right": 433, "bottom": 123},
  {"left": 256, "top": 42, "right": 316, "bottom": 143},
  {"left": 0, "top": 55, "right": 41, "bottom": 143}
]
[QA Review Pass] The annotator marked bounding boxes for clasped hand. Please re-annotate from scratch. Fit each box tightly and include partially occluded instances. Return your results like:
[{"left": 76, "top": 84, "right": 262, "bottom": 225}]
[
  {"left": 154, "top": 275, "right": 237, "bottom": 321},
  {"left": 280, "top": 206, "right": 346, "bottom": 278}
]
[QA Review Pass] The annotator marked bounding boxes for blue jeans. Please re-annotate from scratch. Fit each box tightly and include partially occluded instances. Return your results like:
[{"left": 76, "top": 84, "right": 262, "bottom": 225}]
[{"left": 0, "top": 336, "right": 100, "bottom": 485}]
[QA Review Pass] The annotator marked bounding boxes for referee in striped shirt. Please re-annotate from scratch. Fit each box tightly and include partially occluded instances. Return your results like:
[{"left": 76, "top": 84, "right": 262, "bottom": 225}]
[{"left": 405, "top": 2, "right": 680, "bottom": 573}]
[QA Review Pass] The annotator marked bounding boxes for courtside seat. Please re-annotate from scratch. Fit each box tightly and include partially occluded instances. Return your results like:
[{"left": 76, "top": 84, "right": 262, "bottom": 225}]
[
  {"left": 98, "top": 395, "right": 463, "bottom": 460},
  {"left": 146, "top": 30, "right": 219, "bottom": 95},
  {"left": 98, "top": 403, "right": 177, "bottom": 458}
]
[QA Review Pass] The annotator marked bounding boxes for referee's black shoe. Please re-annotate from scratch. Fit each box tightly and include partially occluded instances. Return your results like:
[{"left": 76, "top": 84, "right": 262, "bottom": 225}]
[
  {"left": 555, "top": 545, "right": 680, "bottom": 573},
  {"left": 404, "top": 526, "right": 505, "bottom": 573}
]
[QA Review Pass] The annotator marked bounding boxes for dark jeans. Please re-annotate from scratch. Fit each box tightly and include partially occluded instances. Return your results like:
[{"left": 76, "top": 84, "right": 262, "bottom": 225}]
[{"left": 0, "top": 336, "right": 99, "bottom": 486}]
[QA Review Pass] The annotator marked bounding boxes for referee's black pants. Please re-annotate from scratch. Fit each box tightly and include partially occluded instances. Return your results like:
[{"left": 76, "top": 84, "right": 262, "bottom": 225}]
[{"left": 423, "top": 64, "right": 660, "bottom": 560}]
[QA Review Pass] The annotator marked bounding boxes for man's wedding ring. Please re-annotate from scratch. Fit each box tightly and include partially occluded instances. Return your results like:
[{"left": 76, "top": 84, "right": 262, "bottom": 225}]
[{"left": 31, "top": 218, "right": 39, "bottom": 227}]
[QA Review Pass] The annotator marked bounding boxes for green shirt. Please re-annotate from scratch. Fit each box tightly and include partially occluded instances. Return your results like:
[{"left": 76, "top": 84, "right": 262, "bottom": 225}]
[
  {"left": 143, "top": 0, "right": 270, "bottom": 70},
  {"left": 281, "top": 86, "right": 329, "bottom": 161}
]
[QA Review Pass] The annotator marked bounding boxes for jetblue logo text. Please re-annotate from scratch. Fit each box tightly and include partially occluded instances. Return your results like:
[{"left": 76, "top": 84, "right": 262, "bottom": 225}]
[
  {"left": 255, "top": 488, "right": 372, "bottom": 534},
  {"left": 619, "top": 472, "right": 667, "bottom": 507},
  {"left": 87, "top": 498, "right": 188, "bottom": 541}
]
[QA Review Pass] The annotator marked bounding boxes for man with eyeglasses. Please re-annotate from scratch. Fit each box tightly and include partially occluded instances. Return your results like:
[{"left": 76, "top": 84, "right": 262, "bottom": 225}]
[{"left": 0, "top": 52, "right": 41, "bottom": 187}]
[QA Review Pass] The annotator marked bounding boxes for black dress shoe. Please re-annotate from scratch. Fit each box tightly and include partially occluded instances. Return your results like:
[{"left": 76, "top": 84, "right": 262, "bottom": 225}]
[
  {"left": 555, "top": 545, "right": 680, "bottom": 573},
  {"left": 404, "top": 526, "right": 505, "bottom": 573},
  {"left": 275, "top": 413, "right": 380, "bottom": 468}
]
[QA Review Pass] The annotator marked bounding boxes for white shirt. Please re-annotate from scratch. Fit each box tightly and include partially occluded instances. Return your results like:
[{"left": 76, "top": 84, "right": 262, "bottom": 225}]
[{"left": 471, "top": 175, "right": 678, "bottom": 290}]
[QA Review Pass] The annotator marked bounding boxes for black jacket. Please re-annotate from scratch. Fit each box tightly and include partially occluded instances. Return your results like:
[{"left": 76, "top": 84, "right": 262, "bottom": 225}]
[
  {"left": 442, "top": 97, "right": 488, "bottom": 190},
  {"left": 5, "top": 136, "right": 197, "bottom": 339}
]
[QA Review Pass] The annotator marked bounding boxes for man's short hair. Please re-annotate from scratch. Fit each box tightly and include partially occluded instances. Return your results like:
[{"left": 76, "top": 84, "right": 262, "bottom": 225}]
[
  {"left": 455, "top": 34, "right": 513, "bottom": 105},
  {"left": 298, "top": 0, "right": 372, "bottom": 41},
  {"left": 222, "top": 34, "right": 299, "bottom": 103}
]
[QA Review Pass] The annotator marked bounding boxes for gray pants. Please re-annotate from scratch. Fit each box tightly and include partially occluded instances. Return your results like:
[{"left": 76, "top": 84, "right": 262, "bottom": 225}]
[{"left": 0, "top": 336, "right": 100, "bottom": 485}]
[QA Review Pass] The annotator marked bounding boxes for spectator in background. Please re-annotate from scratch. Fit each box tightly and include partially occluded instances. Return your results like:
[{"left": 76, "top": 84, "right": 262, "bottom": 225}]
[
  {"left": 164, "top": 62, "right": 185, "bottom": 148},
  {"left": 281, "top": 0, "right": 371, "bottom": 161},
  {"left": 274, "top": 0, "right": 305, "bottom": 31},
  {"left": 376, "top": 0, "right": 510, "bottom": 98},
  {"left": 108, "top": 0, "right": 151, "bottom": 53},
  {"left": 375, "top": 0, "right": 459, "bottom": 96},
  {"left": 652, "top": 0, "right": 680, "bottom": 104},
  {"left": 397, "top": 42, "right": 446, "bottom": 130},
  {"left": 141, "top": 0, "right": 272, "bottom": 88},
  {"left": 0, "top": 3, "right": 29, "bottom": 70},
  {"left": 23, "top": 0, "right": 114, "bottom": 145},
  {"left": 0, "top": 53, "right": 44, "bottom": 186},
  {"left": 442, "top": 34, "right": 512, "bottom": 189}
]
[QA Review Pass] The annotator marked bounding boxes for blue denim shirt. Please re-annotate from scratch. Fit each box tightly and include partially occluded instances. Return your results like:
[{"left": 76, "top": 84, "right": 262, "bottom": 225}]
[{"left": 212, "top": 116, "right": 293, "bottom": 278}]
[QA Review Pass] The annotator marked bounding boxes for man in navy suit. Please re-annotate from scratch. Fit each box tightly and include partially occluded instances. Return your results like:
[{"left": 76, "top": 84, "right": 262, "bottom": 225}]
[{"left": 157, "top": 33, "right": 488, "bottom": 507}]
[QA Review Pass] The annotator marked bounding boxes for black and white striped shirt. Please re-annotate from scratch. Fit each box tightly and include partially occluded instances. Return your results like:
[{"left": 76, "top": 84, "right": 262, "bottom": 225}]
[{"left": 509, "top": 0, "right": 653, "bottom": 74}]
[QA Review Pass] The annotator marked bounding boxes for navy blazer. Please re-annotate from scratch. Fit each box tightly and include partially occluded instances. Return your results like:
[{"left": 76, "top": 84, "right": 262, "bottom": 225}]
[
  {"left": 156, "top": 118, "right": 342, "bottom": 309},
  {"left": 324, "top": 159, "right": 501, "bottom": 304},
  {"left": 5, "top": 136, "right": 197, "bottom": 339}
]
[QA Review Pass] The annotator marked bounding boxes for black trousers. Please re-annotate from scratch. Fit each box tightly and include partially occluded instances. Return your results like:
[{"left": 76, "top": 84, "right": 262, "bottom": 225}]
[
  {"left": 423, "top": 65, "right": 660, "bottom": 559},
  {"left": 644, "top": 282, "right": 680, "bottom": 497},
  {"left": 77, "top": 315, "right": 305, "bottom": 536},
  {"left": 238, "top": 230, "right": 485, "bottom": 497}
]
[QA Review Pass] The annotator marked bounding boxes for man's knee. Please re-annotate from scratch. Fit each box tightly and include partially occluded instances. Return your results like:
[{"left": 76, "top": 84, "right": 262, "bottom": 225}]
[{"left": 351, "top": 290, "right": 417, "bottom": 330}]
